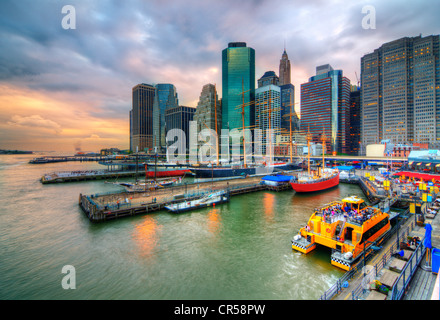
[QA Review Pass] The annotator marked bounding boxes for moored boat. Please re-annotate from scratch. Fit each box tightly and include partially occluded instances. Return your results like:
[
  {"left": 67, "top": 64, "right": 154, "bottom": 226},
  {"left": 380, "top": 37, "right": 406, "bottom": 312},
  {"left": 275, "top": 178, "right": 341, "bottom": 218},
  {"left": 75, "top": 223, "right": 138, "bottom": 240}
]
[
  {"left": 290, "top": 130, "right": 339, "bottom": 193},
  {"left": 291, "top": 196, "right": 390, "bottom": 271},
  {"left": 290, "top": 169, "right": 339, "bottom": 192},
  {"left": 165, "top": 190, "right": 230, "bottom": 213},
  {"left": 190, "top": 162, "right": 300, "bottom": 179}
]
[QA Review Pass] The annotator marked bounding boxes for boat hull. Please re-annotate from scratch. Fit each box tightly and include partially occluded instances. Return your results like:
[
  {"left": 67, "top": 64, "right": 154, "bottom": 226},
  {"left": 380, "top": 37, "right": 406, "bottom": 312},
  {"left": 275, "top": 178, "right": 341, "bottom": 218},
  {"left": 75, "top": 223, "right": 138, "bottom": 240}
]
[
  {"left": 145, "top": 169, "right": 190, "bottom": 178},
  {"left": 190, "top": 163, "right": 300, "bottom": 179},
  {"left": 290, "top": 173, "right": 339, "bottom": 193}
]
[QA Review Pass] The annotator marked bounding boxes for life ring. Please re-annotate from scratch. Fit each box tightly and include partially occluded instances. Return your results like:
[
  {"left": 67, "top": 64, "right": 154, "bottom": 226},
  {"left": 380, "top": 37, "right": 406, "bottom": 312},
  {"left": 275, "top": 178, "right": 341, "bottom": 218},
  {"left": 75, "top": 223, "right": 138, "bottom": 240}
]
[{"left": 326, "top": 228, "right": 331, "bottom": 233}]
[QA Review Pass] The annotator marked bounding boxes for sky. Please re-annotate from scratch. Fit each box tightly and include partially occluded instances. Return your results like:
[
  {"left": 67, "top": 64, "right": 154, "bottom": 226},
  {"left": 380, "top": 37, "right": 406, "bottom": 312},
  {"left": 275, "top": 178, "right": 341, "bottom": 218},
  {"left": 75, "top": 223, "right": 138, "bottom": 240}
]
[{"left": 1, "top": 0, "right": 440, "bottom": 153}]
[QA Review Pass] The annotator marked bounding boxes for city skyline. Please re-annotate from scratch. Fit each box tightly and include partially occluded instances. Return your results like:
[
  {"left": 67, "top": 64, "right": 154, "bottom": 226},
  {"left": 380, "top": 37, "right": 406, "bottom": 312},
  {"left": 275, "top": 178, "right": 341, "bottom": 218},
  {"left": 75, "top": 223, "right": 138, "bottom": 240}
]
[{"left": 1, "top": 0, "right": 440, "bottom": 152}]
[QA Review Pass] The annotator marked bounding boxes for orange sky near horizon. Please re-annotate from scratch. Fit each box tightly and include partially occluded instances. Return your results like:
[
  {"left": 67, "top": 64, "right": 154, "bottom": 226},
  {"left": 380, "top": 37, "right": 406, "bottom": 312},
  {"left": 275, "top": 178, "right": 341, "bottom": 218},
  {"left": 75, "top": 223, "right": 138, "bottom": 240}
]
[{"left": 0, "top": 84, "right": 129, "bottom": 152}]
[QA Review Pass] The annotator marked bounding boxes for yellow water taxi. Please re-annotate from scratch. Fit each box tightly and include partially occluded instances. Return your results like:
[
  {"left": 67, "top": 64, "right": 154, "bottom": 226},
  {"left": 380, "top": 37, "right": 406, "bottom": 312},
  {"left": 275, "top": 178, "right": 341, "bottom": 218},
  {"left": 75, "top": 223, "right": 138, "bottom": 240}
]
[{"left": 292, "top": 196, "right": 390, "bottom": 271}]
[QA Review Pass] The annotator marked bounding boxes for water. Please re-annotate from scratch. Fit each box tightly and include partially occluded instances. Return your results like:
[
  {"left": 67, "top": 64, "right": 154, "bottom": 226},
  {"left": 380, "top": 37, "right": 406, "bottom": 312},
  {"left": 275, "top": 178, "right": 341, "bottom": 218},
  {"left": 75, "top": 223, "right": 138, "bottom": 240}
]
[{"left": 0, "top": 154, "right": 367, "bottom": 300}]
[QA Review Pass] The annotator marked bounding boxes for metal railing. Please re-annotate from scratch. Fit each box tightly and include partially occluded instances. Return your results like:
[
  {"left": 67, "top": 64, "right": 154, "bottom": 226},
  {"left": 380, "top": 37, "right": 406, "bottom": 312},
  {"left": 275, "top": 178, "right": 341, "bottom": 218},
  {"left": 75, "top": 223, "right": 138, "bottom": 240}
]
[
  {"left": 390, "top": 236, "right": 427, "bottom": 300},
  {"left": 319, "top": 217, "right": 414, "bottom": 300},
  {"left": 350, "top": 220, "right": 416, "bottom": 300}
]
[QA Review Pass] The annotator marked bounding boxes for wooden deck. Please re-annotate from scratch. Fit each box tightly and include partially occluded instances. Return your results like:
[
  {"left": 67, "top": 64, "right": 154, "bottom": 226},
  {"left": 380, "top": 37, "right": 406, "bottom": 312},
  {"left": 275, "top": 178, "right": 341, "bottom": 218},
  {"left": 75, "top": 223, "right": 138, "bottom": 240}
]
[{"left": 403, "top": 265, "right": 437, "bottom": 300}]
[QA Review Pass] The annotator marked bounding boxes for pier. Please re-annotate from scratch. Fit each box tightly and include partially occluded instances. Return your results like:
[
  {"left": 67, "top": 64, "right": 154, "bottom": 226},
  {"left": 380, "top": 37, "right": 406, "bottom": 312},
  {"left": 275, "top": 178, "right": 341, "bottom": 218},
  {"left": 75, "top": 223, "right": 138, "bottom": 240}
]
[
  {"left": 77, "top": 167, "right": 440, "bottom": 300},
  {"left": 79, "top": 176, "right": 272, "bottom": 222},
  {"left": 41, "top": 169, "right": 146, "bottom": 184}
]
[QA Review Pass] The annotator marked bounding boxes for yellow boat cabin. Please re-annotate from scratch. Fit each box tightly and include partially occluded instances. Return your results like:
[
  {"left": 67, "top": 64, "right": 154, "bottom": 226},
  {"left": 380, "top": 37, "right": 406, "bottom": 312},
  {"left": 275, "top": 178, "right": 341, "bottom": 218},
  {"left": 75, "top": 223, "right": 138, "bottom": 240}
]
[{"left": 291, "top": 196, "right": 390, "bottom": 271}]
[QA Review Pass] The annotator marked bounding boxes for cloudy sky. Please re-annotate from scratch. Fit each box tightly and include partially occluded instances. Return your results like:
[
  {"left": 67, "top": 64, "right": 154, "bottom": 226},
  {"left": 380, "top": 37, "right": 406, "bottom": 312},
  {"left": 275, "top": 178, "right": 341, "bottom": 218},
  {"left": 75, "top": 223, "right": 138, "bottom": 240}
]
[{"left": 1, "top": 0, "right": 439, "bottom": 152}]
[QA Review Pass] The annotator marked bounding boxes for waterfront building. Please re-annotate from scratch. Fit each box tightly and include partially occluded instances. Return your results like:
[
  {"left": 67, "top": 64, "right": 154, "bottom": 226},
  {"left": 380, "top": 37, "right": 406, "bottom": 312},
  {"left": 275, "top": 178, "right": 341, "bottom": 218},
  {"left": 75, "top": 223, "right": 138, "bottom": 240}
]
[
  {"left": 361, "top": 34, "right": 440, "bottom": 150},
  {"left": 348, "top": 86, "right": 361, "bottom": 155},
  {"left": 153, "top": 83, "right": 179, "bottom": 152},
  {"left": 130, "top": 83, "right": 156, "bottom": 152},
  {"left": 165, "top": 106, "right": 196, "bottom": 156},
  {"left": 255, "top": 84, "right": 281, "bottom": 155},
  {"left": 300, "top": 64, "right": 351, "bottom": 154},
  {"left": 221, "top": 42, "right": 255, "bottom": 131}
]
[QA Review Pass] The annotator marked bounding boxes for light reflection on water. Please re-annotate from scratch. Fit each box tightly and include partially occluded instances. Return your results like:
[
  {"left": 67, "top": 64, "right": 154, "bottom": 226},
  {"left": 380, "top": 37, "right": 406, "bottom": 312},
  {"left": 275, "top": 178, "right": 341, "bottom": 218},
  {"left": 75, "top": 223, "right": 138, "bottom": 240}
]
[{"left": 0, "top": 154, "right": 367, "bottom": 300}]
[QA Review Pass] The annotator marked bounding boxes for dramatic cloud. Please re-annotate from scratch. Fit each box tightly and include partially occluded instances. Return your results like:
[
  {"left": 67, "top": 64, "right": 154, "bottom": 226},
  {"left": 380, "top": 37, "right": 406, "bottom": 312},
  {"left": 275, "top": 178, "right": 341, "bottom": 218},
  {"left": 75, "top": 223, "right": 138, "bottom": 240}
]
[
  {"left": 0, "top": 0, "right": 439, "bottom": 152},
  {"left": 7, "top": 114, "right": 62, "bottom": 134}
]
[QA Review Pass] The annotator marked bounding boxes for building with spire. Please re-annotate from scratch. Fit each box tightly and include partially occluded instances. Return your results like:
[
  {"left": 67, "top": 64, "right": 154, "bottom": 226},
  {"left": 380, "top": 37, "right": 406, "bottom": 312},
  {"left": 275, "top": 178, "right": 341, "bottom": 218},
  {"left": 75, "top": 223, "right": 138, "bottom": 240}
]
[
  {"left": 278, "top": 49, "right": 298, "bottom": 133},
  {"left": 279, "top": 48, "right": 291, "bottom": 86}
]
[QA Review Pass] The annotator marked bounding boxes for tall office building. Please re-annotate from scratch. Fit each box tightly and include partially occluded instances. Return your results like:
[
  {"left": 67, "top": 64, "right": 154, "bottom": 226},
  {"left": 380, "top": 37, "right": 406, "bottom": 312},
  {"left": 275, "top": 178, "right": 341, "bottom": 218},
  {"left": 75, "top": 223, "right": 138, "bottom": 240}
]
[
  {"left": 255, "top": 84, "right": 281, "bottom": 155},
  {"left": 165, "top": 106, "right": 196, "bottom": 155},
  {"left": 348, "top": 86, "right": 361, "bottom": 155},
  {"left": 361, "top": 35, "right": 440, "bottom": 150},
  {"left": 222, "top": 42, "right": 255, "bottom": 131},
  {"left": 257, "top": 71, "right": 279, "bottom": 88},
  {"left": 130, "top": 83, "right": 155, "bottom": 152},
  {"left": 300, "top": 64, "right": 351, "bottom": 154},
  {"left": 194, "top": 84, "right": 222, "bottom": 135},
  {"left": 153, "top": 83, "right": 179, "bottom": 151},
  {"left": 279, "top": 49, "right": 291, "bottom": 86},
  {"left": 278, "top": 49, "right": 298, "bottom": 133}
]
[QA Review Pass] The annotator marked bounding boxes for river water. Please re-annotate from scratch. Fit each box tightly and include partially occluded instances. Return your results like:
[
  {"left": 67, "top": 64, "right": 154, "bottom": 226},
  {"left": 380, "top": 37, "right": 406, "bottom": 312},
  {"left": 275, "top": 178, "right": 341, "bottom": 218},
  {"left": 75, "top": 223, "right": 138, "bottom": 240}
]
[{"left": 0, "top": 154, "right": 368, "bottom": 300}]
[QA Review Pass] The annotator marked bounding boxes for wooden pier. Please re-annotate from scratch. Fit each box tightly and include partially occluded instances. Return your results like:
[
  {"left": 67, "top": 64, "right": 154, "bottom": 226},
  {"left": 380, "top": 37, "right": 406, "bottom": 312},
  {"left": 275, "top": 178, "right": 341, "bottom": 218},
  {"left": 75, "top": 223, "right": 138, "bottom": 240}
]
[
  {"left": 79, "top": 176, "right": 275, "bottom": 222},
  {"left": 41, "top": 170, "right": 145, "bottom": 184}
]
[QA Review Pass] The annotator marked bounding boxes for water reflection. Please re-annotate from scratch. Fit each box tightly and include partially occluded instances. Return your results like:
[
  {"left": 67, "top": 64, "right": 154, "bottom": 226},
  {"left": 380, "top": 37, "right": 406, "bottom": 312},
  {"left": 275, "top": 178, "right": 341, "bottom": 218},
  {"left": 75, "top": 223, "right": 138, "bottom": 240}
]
[
  {"left": 133, "top": 215, "right": 162, "bottom": 258},
  {"left": 206, "top": 208, "right": 221, "bottom": 234},
  {"left": 263, "top": 192, "right": 276, "bottom": 221}
]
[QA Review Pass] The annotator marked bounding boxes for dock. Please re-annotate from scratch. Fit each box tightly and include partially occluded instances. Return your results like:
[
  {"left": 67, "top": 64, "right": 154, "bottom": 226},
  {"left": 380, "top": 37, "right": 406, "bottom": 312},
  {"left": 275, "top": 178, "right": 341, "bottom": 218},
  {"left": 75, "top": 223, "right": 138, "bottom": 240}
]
[
  {"left": 41, "top": 169, "right": 146, "bottom": 184},
  {"left": 79, "top": 176, "right": 278, "bottom": 222}
]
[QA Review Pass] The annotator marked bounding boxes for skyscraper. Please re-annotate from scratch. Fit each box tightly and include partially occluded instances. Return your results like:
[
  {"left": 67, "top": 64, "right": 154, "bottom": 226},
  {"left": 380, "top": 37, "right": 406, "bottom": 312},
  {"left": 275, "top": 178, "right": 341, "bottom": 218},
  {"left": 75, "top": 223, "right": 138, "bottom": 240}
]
[
  {"left": 255, "top": 84, "right": 281, "bottom": 155},
  {"left": 257, "top": 71, "right": 279, "bottom": 88},
  {"left": 348, "top": 86, "right": 361, "bottom": 155},
  {"left": 194, "top": 84, "right": 221, "bottom": 135},
  {"left": 278, "top": 49, "right": 297, "bottom": 133},
  {"left": 279, "top": 49, "right": 291, "bottom": 86},
  {"left": 130, "top": 83, "right": 155, "bottom": 152},
  {"left": 165, "top": 106, "right": 196, "bottom": 155},
  {"left": 361, "top": 35, "right": 440, "bottom": 150},
  {"left": 222, "top": 42, "right": 255, "bottom": 131},
  {"left": 300, "top": 64, "right": 351, "bottom": 154},
  {"left": 152, "top": 83, "right": 179, "bottom": 151}
]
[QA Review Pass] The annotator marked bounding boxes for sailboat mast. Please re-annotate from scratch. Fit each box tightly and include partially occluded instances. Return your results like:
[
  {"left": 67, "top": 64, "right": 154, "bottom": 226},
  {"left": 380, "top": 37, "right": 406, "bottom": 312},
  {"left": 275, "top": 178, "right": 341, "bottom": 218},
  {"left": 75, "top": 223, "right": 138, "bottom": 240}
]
[
  {"left": 322, "top": 131, "right": 326, "bottom": 175},
  {"left": 214, "top": 84, "right": 219, "bottom": 166},
  {"left": 307, "top": 128, "right": 311, "bottom": 176},
  {"left": 241, "top": 79, "right": 247, "bottom": 168}
]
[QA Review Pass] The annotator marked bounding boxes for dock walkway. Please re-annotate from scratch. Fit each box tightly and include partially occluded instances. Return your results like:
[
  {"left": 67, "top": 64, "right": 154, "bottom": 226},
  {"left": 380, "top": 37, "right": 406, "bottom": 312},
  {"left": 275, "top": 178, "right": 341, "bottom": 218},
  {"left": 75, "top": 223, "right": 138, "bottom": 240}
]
[{"left": 79, "top": 176, "right": 284, "bottom": 222}]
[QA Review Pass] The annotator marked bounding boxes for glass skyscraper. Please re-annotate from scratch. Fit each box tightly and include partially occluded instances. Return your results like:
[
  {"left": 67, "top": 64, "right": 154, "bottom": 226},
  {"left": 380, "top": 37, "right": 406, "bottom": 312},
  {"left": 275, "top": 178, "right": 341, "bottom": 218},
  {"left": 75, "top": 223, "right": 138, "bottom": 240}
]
[
  {"left": 153, "top": 83, "right": 179, "bottom": 151},
  {"left": 255, "top": 84, "right": 281, "bottom": 155},
  {"left": 221, "top": 42, "right": 255, "bottom": 131},
  {"left": 300, "top": 64, "right": 351, "bottom": 154},
  {"left": 361, "top": 35, "right": 440, "bottom": 150}
]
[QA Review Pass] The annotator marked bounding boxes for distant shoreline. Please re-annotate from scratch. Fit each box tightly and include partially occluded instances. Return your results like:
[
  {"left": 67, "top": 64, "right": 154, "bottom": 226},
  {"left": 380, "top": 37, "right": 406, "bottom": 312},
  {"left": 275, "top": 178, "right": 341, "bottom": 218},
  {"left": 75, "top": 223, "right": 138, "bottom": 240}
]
[{"left": 0, "top": 150, "right": 33, "bottom": 154}]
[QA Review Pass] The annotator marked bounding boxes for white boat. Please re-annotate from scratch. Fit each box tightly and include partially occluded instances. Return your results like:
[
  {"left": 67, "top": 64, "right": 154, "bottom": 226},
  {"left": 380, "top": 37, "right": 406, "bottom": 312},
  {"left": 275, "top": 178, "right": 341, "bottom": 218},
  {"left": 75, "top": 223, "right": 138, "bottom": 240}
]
[{"left": 165, "top": 190, "right": 230, "bottom": 213}]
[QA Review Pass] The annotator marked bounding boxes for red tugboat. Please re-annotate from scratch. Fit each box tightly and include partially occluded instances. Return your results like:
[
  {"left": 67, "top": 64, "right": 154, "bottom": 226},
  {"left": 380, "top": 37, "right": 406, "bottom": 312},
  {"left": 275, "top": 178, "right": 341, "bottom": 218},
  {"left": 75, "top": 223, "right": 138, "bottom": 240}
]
[{"left": 290, "top": 131, "right": 339, "bottom": 193}]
